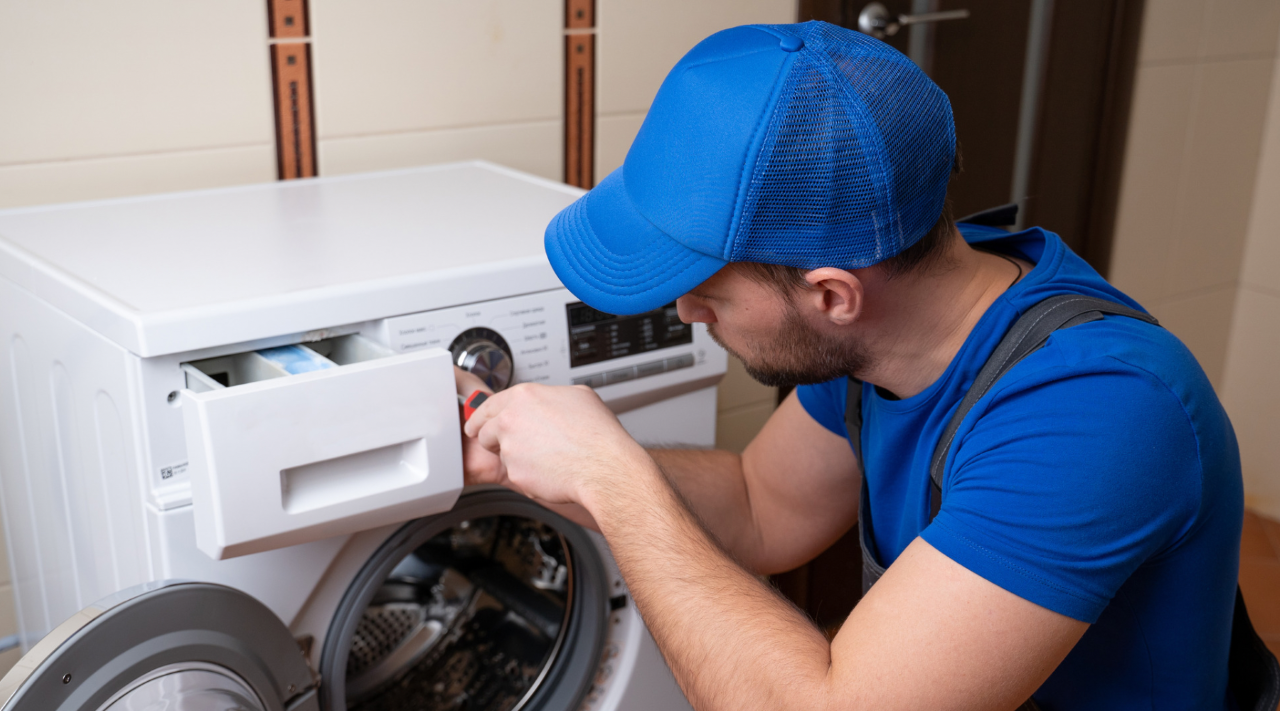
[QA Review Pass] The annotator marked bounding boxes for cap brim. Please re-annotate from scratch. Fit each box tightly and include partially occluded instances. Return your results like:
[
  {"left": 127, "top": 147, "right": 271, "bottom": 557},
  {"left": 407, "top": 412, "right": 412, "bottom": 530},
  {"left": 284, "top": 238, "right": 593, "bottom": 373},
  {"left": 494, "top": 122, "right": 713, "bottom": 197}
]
[{"left": 545, "top": 168, "right": 726, "bottom": 316}]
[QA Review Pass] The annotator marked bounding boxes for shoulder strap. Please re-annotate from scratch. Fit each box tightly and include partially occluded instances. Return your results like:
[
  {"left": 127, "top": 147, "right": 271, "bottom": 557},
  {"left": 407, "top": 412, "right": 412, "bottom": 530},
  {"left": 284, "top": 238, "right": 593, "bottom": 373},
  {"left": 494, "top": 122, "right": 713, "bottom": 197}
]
[
  {"left": 926, "top": 294, "right": 1158, "bottom": 518},
  {"left": 842, "top": 294, "right": 1158, "bottom": 522},
  {"left": 843, "top": 377, "right": 863, "bottom": 465}
]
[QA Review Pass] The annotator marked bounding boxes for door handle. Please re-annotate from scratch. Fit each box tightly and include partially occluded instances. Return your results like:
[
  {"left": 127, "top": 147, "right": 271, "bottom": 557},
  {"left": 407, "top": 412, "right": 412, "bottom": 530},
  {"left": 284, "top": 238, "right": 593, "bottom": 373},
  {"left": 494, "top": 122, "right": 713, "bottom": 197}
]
[{"left": 857, "top": 2, "right": 970, "bottom": 38}]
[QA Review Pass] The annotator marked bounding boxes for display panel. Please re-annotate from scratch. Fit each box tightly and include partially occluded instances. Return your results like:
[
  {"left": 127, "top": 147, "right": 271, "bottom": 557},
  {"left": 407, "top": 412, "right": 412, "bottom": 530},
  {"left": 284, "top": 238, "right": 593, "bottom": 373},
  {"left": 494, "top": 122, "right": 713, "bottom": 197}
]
[{"left": 567, "top": 302, "right": 692, "bottom": 369}]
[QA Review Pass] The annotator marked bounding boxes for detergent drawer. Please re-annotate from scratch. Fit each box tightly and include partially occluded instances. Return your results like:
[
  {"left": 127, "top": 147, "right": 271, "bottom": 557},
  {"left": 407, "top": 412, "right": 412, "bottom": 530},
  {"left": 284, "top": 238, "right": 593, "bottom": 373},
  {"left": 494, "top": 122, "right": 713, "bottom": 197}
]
[{"left": 179, "top": 344, "right": 462, "bottom": 560}]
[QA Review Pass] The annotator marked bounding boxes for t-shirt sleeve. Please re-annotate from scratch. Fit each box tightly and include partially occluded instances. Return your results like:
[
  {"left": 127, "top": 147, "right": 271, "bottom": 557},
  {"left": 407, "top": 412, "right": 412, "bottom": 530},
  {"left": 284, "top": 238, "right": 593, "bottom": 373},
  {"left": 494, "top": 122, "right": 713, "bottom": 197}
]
[
  {"left": 795, "top": 378, "right": 850, "bottom": 438},
  {"left": 919, "top": 356, "right": 1202, "bottom": 623}
]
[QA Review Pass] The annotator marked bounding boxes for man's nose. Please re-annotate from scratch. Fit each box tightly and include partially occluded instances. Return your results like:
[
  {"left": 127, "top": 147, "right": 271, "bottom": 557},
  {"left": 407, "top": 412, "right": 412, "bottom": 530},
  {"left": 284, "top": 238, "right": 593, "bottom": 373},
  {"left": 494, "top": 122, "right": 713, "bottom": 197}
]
[{"left": 675, "top": 295, "right": 715, "bottom": 324}]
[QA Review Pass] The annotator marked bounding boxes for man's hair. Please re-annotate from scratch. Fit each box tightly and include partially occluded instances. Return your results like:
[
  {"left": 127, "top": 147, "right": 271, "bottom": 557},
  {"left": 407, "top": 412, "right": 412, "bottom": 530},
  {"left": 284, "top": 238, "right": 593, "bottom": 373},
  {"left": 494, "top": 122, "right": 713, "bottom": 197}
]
[{"left": 736, "top": 199, "right": 957, "bottom": 291}]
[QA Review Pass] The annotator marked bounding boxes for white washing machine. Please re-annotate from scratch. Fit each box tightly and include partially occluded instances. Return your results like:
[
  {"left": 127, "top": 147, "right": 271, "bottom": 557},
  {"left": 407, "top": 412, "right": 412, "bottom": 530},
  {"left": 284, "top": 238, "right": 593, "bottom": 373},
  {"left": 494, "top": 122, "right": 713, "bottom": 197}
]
[{"left": 0, "top": 162, "right": 725, "bottom": 710}]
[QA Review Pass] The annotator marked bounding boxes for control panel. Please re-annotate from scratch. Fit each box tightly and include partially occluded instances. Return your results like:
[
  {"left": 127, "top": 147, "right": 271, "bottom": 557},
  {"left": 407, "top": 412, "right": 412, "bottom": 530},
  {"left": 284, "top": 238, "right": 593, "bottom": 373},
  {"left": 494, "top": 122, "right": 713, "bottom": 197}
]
[{"left": 376, "top": 288, "right": 726, "bottom": 410}]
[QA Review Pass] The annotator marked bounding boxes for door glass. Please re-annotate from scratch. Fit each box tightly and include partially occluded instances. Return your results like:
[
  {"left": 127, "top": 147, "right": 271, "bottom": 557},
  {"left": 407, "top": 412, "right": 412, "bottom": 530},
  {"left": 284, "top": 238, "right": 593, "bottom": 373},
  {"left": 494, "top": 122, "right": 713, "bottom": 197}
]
[
  {"left": 345, "top": 515, "right": 573, "bottom": 711},
  {"left": 98, "top": 663, "right": 265, "bottom": 711}
]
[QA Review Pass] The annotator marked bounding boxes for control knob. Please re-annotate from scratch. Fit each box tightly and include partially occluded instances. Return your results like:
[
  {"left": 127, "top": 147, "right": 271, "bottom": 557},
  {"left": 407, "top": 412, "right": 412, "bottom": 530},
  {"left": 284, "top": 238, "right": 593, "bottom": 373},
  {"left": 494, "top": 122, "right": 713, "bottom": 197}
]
[{"left": 448, "top": 327, "right": 514, "bottom": 392}]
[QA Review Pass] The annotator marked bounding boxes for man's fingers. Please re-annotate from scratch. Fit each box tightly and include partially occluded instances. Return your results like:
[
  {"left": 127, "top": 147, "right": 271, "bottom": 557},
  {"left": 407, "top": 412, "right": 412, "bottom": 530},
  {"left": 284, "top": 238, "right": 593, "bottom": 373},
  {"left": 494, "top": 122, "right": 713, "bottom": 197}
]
[
  {"left": 463, "top": 388, "right": 506, "bottom": 438},
  {"left": 462, "top": 395, "right": 488, "bottom": 438},
  {"left": 474, "top": 416, "right": 504, "bottom": 455}
]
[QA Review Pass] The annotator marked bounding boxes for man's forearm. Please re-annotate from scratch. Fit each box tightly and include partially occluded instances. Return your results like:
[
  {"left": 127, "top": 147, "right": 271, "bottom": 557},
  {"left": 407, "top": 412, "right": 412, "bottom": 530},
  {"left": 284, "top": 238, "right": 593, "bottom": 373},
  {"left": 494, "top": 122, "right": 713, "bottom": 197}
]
[
  {"left": 585, "top": 455, "right": 834, "bottom": 711},
  {"left": 542, "top": 448, "right": 767, "bottom": 567},
  {"left": 648, "top": 449, "right": 770, "bottom": 569}
]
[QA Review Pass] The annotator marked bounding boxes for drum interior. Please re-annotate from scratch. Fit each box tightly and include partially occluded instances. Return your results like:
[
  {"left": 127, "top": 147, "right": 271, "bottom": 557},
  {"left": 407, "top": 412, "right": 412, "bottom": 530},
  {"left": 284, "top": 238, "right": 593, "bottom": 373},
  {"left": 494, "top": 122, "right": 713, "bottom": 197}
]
[{"left": 344, "top": 515, "right": 573, "bottom": 711}]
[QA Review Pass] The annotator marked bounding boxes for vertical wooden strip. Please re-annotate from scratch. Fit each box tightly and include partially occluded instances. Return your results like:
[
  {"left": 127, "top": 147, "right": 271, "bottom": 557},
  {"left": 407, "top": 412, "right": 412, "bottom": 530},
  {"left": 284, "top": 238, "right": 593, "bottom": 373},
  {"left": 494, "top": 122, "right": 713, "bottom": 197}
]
[
  {"left": 270, "top": 43, "right": 317, "bottom": 180},
  {"left": 267, "top": 0, "right": 309, "bottom": 38},
  {"left": 564, "top": 33, "right": 595, "bottom": 188},
  {"left": 565, "top": 0, "right": 595, "bottom": 29}
]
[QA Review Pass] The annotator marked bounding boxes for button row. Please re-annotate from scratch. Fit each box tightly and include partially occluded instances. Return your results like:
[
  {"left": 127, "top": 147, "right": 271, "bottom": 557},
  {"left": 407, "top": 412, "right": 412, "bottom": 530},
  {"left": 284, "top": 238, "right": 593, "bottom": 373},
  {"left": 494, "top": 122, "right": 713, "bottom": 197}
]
[{"left": 572, "top": 353, "right": 695, "bottom": 388}]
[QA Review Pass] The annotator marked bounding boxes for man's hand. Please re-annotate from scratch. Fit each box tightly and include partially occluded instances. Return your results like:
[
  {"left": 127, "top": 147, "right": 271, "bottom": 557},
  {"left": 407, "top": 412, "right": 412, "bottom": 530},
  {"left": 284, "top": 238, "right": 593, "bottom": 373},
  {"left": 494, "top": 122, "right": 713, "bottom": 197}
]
[
  {"left": 462, "top": 382, "right": 650, "bottom": 507},
  {"left": 453, "top": 366, "right": 507, "bottom": 487}
]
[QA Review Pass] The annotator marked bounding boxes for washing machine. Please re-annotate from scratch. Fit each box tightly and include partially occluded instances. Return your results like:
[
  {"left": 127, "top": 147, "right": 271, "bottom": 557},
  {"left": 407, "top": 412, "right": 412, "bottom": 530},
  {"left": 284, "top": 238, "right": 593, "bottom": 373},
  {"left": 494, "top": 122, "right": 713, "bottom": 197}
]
[{"left": 0, "top": 162, "right": 725, "bottom": 710}]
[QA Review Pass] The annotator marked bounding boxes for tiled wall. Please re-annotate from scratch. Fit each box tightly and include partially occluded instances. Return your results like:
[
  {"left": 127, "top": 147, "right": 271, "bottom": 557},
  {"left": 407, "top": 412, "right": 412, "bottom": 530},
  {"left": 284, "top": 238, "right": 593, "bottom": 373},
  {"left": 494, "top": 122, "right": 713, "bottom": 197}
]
[
  {"left": 0, "top": 1, "right": 278, "bottom": 208},
  {"left": 1108, "top": 0, "right": 1280, "bottom": 516},
  {"left": 309, "top": 0, "right": 565, "bottom": 180},
  {"left": 595, "top": 0, "right": 796, "bottom": 183},
  {"left": 1108, "top": 0, "right": 1280, "bottom": 388},
  {"left": 1222, "top": 32, "right": 1280, "bottom": 519}
]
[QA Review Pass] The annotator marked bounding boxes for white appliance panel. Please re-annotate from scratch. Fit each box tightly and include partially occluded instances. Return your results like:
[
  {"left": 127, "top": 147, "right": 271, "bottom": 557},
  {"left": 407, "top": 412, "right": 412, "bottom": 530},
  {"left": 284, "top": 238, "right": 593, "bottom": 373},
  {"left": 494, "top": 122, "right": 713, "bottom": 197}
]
[
  {"left": 0, "top": 277, "right": 152, "bottom": 647},
  {"left": 0, "top": 162, "right": 583, "bottom": 356},
  {"left": 180, "top": 348, "right": 463, "bottom": 560}
]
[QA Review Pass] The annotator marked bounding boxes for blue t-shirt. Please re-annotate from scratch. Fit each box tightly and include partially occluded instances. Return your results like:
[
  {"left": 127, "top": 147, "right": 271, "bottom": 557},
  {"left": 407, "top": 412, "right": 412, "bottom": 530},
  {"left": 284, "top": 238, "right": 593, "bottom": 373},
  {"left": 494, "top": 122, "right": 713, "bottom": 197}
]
[{"left": 798, "top": 226, "right": 1243, "bottom": 709}]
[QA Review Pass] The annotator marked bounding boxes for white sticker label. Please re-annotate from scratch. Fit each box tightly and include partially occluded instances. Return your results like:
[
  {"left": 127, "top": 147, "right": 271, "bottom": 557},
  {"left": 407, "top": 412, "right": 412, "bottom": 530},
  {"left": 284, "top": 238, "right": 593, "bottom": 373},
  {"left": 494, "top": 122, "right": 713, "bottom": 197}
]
[{"left": 159, "top": 462, "right": 189, "bottom": 480}]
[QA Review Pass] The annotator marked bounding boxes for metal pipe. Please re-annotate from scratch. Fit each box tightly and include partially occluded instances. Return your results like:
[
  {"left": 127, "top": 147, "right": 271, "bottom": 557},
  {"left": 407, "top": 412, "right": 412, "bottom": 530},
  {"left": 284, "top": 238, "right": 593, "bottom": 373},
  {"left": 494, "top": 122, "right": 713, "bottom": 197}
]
[{"left": 1011, "top": 0, "right": 1055, "bottom": 230}]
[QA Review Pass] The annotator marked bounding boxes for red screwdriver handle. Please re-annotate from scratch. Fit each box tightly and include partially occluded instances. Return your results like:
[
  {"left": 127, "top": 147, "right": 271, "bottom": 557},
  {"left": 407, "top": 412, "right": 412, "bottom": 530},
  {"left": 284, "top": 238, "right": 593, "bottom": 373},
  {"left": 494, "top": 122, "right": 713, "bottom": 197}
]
[{"left": 460, "top": 390, "right": 489, "bottom": 422}]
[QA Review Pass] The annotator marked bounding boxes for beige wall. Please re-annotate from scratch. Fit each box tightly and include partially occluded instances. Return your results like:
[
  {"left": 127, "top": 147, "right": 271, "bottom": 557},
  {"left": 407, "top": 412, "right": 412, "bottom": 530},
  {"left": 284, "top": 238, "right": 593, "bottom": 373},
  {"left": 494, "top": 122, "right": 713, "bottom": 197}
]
[
  {"left": 0, "top": 0, "right": 568, "bottom": 207},
  {"left": 310, "top": 0, "right": 565, "bottom": 180},
  {"left": 0, "top": 0, "right": 278, "bottom": 208},
  {"left": 1222, "top": 29, "right": 1280, "bottom": 519},
  {"left": 595, "top": 0, "right": 797, "bottom": 182},
  {"left": 1109, "top": 0, "right": 1280, "bottom": 517},
  {"left": 1108, "top": 0, "right": 1280, "bottom": 389}
]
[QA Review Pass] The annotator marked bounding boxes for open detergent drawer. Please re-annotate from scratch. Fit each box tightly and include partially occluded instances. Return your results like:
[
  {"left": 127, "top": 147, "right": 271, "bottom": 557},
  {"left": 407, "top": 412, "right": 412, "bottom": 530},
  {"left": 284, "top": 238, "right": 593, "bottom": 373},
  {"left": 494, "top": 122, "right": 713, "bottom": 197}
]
[{"left": 179, "top": 338, "right": 463, "bottom": 560}]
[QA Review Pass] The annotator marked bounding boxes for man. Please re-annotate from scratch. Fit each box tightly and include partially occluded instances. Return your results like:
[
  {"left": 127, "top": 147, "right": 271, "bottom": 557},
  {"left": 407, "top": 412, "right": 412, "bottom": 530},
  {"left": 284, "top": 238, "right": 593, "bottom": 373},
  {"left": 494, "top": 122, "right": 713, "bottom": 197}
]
[{"left": 457, "top": 21, "right": 1245, "bottom": 710}]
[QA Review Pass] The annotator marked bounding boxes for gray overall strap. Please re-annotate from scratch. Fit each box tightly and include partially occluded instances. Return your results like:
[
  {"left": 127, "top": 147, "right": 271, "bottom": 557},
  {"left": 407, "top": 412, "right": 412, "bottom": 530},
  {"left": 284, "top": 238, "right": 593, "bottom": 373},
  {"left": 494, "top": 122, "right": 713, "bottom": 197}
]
[
  {"left": 846, "top": 293, "right": 1158, "bottom": 591},
  {"left": 844, "top": 379, "right": 887, "bottom": 593},
  {"left": 925, "top": 294, "right": 1157, "bottom": 519}
]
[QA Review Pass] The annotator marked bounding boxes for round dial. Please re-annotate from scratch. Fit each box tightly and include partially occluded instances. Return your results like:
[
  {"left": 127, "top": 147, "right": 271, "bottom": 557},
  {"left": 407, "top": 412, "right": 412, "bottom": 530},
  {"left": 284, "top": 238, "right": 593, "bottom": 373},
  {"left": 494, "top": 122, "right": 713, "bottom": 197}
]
[{"left": 448, "top": 327, "right": 514, "bottom": 392}]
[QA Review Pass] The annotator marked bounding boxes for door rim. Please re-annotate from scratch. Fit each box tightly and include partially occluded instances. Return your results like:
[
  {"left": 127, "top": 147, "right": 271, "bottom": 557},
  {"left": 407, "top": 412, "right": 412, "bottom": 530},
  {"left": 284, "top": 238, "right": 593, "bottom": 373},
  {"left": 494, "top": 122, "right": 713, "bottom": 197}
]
[
  {"left": 0, "top": 581, "right": 316, "bottom": 711},
  {"left": 318, "top": 489, "right": 609, "bottom": 711}
]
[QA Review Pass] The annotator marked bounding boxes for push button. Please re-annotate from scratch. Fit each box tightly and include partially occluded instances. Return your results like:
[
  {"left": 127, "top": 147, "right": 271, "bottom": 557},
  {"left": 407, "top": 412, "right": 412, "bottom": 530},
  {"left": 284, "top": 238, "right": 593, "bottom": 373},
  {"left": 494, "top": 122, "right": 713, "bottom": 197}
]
[
  {"left": 572, "top": 373, "right": 606, "bottom": 388},
  {"left": 636, "top": 360, "right": 666, "bottom": 378},
  {"left": 664, "top": 354, "right": 695, "bottom": 371},
  {"left": 605, "top": 367, "right": 637, "bottom": 385}
]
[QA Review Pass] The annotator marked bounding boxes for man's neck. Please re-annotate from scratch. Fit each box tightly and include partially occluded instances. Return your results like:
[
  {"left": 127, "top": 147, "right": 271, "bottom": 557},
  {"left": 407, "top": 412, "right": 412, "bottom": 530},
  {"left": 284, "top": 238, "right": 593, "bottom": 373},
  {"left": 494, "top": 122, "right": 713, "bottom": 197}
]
[{"left": 854, "top": 231, "right": 1028, "bottom": 399}]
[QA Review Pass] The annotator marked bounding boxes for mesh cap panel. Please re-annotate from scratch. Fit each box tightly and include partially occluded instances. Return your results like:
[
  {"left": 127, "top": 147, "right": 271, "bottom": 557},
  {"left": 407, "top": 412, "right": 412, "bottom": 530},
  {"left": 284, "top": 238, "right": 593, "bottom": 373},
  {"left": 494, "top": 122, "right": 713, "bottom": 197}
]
[{"left": 730, "top": 23, "right": 955, "bottom": 269}]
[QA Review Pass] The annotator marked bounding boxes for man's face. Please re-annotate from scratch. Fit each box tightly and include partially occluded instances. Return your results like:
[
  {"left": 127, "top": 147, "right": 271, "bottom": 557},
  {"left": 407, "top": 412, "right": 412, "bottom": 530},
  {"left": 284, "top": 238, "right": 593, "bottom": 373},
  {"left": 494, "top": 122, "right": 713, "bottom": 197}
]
[{"left": 676, "top": 265, "right": 868, "bottom": 387}]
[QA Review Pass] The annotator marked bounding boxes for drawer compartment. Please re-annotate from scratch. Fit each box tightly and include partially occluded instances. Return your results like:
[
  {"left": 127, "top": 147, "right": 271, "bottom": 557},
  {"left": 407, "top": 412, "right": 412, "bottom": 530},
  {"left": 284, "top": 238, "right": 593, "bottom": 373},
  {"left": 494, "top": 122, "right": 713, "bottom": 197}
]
[{"left": 179, "top": 346, "right": 462, "bottom": 560}]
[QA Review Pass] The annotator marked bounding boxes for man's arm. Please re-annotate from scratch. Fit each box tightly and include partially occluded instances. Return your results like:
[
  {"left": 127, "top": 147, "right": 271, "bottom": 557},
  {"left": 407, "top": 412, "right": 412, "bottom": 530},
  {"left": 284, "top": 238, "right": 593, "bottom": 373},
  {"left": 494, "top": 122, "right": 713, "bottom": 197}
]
[
  {"left": 465, "top": 383, "right": 1088, "bottom": 711},
  {"left": 591, "top": 458, "right": 1086, "bottom": 711},
  {"left": 459, "top": 362, "right": 859, "bottom": 574},
  {"left": 646, "top": 391, "right": 860, "bottom": 574}
]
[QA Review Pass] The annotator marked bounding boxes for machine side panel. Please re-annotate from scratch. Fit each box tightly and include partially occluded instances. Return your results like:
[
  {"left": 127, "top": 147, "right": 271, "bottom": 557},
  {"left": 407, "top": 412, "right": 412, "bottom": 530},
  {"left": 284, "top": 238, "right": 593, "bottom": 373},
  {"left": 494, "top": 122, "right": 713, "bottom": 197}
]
[
  {"left": 617, "top": 386, "right": 718, "bottom": 450},
  {"left": 0, "top": 278, "right": 149, "bottom": 646},
  {"left": 147, "top": 505, "right": 350, "bottom": 625}
]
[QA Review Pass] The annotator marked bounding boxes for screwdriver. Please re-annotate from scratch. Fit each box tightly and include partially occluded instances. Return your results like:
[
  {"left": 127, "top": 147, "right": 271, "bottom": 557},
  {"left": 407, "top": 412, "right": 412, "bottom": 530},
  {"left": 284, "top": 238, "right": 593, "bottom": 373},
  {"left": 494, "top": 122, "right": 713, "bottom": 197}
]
[{"left": 458, "top": 390, "right": 489, "bottom": 422}]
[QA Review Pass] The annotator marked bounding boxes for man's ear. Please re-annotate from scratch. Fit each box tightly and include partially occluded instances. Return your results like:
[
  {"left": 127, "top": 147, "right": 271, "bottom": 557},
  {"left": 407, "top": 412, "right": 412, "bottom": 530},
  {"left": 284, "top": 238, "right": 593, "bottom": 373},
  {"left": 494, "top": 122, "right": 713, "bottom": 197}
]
[{"left": 802, "top": 268, "right": 863, "bottom": 325}]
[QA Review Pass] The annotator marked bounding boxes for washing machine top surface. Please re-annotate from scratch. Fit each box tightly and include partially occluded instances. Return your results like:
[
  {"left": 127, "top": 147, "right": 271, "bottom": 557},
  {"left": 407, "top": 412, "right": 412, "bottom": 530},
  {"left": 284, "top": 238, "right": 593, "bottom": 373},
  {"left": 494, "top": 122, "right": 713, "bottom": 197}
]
[{"left": 0, "top": 161, "right": 583, "bottom": 356}]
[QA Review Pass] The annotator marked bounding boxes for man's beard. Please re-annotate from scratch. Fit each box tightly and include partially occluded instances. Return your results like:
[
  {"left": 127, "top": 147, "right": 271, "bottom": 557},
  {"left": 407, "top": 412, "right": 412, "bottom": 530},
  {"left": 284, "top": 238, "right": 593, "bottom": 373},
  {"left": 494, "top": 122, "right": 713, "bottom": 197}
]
[{"left": 705, "top": 303, "right": 870, "bottom": 388}]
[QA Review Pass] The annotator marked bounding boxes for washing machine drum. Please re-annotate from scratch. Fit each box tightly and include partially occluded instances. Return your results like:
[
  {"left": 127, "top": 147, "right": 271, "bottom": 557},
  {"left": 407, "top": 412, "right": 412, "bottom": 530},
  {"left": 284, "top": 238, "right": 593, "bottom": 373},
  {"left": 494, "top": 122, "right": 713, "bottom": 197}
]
[
  {"left": 0, "top": 581, "right": 318, "bottom": 711},
  {"left": 320, "top": 490, "right": 610, "bottom": 711}
]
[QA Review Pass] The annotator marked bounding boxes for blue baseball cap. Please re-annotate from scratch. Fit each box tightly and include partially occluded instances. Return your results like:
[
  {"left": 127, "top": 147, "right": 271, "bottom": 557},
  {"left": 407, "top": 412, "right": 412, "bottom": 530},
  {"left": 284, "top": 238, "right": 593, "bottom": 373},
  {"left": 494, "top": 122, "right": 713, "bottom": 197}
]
[{"left": 545, "top": 21, "right": 955, "bottom": 315}]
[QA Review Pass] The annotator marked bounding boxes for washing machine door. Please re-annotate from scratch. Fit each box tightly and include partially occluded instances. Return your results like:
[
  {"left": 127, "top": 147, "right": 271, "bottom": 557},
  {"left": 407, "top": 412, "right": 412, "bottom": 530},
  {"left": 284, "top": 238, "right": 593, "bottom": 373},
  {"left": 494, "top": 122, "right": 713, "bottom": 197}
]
[{"left": 0, "top": 581, "right": 318, "bottom": 711}]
